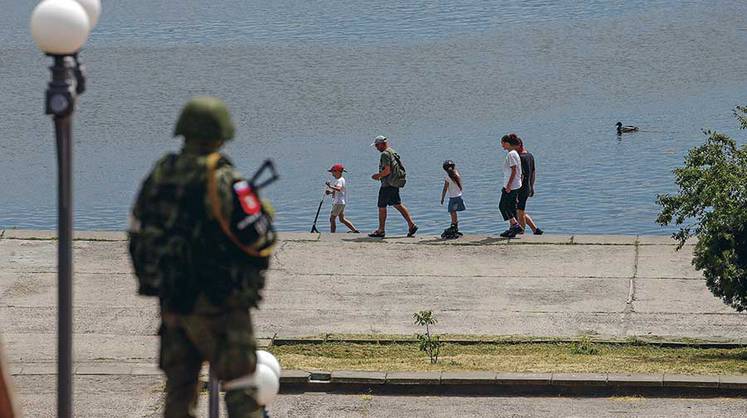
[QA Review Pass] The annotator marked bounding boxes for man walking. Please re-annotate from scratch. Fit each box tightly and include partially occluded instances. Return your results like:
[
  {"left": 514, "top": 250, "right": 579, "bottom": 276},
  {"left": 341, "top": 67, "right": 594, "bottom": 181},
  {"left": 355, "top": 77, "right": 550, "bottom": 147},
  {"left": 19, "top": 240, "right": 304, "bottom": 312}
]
[
  {"left": 369, "top": 135, "right": 417, "bottom": 238},
  {"left": 129, "top": 97, "right": 276, "bottom": 418}
]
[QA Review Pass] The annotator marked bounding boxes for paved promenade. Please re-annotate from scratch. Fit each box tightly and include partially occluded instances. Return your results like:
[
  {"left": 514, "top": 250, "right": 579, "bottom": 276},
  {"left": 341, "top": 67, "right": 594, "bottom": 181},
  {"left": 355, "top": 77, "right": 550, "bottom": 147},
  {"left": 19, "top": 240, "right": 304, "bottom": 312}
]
[
  {"left": 2, "top": 229, "right": 746, "bottom": 416},
  {"left": 1, "top": 229, "right": 745, "bottom": 368}
]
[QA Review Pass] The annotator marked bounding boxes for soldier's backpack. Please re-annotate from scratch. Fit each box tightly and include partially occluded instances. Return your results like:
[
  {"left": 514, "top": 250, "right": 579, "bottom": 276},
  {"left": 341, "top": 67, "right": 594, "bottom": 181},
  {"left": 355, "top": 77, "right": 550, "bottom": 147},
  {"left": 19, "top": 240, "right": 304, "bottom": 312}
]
[
  {"left": 129, "top": 153, "right": 277, "bottom": 311},
  {"left": 387, "top": 149, "right": 407, "bottom": 188},
  {"left": 128, "top": 154, "right": 203, "bottom": 303}
]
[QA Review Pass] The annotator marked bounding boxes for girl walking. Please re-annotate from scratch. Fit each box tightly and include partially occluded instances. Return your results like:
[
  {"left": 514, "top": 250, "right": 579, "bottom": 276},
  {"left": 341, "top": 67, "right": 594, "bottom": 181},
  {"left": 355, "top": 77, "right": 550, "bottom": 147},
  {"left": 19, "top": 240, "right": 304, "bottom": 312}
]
[
  {"left": 440, "top": 160, "right": 465, "bottom": 239},
  {"left": 499, "top": 133, "right": 523, "bottom": 238}
]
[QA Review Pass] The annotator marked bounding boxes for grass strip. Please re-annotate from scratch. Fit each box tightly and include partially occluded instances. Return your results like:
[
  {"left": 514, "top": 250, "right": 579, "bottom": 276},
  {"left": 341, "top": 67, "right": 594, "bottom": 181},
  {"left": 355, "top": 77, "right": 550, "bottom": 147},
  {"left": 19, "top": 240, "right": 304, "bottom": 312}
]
[
  {"left": 270, "top": 341, "right": 747, "bottom": 375},
  {"left": 277, "top": 334, "right": 744, "bottom": 348}
]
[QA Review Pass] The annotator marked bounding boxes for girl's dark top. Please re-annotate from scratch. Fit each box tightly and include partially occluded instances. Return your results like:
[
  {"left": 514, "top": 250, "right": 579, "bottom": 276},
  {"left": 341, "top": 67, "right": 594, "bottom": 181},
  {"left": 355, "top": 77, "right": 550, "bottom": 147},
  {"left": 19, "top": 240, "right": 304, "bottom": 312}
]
[{"left": 519, "top": 152, "right": 535, "bottom": 195}]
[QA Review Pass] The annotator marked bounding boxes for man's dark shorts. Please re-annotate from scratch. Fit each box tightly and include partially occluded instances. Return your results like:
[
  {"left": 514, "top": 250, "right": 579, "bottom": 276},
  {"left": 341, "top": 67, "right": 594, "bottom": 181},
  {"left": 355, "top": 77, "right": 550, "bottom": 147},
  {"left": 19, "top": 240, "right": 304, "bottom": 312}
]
[
  {"left": 517, "top": 185, "right": 531, "bottom": 210},
  {"left": 378, "top": 186, "right": 402, "bottom": 208}
]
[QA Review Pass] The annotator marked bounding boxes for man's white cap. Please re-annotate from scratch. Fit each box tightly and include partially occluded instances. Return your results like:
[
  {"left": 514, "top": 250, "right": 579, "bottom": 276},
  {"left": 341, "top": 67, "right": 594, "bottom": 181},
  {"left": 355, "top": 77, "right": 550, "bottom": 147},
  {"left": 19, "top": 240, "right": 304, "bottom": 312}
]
[{"left": 370, "top": 135, "right": 388, "bottom": 146}]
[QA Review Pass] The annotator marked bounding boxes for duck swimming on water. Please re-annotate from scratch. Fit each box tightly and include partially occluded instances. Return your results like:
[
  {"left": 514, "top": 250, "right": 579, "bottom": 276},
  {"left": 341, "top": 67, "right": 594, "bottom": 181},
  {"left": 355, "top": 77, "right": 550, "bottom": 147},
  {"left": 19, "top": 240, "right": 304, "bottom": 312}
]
[{"left": 616, "top": 122, "right": 639, "bottom": 135}]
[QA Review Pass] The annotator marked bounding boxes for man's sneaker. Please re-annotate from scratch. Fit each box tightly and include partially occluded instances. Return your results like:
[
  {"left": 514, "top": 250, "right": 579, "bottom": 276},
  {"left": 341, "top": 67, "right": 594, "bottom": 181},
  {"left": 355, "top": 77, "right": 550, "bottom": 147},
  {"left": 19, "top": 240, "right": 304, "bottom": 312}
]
[
  {"left": 500, "top": 224, "right": 522, "bottom": 238},
  {"left": 534, "top": 228, "right": 544, "bottom": 235},
  {"left": 407, "top": 224, "right": 419, "bottom": 237},
  {"left": 509, "top": 224, "right": 524, "bottom": 236}
]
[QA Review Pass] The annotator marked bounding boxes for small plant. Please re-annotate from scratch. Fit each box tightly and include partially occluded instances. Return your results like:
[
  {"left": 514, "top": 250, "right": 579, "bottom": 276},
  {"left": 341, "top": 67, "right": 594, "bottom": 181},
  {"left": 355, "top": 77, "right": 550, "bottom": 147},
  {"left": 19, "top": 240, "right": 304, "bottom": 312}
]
[
  {"left": 413, "top": 310, "right": 442, "bottom": 364},
  {"left": 570, "top": 336, "right": 598, "bottom": 355},
  {"left": 623, "top": 336, "right": 648, "bottom": 347}
]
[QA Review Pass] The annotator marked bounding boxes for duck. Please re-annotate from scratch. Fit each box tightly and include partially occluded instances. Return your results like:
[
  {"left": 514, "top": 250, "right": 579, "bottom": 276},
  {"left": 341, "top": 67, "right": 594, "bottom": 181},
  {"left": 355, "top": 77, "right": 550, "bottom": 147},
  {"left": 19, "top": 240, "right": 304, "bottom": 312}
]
[{"left": 616, "top": 122, "right": 639, "bottom": 135}]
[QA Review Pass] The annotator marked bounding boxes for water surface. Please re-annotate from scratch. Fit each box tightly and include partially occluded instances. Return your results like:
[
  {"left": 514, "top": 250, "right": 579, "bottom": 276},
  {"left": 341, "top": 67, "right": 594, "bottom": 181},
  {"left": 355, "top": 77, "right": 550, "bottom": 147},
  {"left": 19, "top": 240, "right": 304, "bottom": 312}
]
[{"left": 2, "top": 1, "right": 746, "bottom": 235}]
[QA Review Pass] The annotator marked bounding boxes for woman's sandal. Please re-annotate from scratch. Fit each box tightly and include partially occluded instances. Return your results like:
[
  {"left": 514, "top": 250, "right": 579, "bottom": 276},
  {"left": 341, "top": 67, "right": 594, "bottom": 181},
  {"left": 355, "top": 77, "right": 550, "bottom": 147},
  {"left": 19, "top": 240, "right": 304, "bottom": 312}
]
[{"left": 368, "top": 230, "right": 385, "bottom": 238}]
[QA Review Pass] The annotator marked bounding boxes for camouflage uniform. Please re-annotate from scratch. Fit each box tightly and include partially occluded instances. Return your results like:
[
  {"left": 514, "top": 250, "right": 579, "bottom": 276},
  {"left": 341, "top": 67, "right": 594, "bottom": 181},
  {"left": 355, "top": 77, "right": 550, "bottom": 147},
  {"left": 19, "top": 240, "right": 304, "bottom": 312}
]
[{"left": 129, "top": 97, "right": 274, "bottom": 418}]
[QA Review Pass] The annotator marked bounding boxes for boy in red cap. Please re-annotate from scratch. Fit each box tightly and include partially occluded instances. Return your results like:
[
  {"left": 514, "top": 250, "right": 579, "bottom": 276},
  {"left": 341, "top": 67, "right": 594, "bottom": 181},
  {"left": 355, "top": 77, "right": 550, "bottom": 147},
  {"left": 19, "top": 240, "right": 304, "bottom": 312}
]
[{"left": 326, "top": 163, "right": 360, "bottom": 233}]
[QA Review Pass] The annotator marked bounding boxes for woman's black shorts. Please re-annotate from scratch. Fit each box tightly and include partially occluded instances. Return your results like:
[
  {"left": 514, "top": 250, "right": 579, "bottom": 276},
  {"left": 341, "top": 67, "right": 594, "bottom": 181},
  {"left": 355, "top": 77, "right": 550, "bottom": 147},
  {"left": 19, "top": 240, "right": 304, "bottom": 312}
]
[{"left": 517, "top": 186, "right": 531, "bottom": 210}]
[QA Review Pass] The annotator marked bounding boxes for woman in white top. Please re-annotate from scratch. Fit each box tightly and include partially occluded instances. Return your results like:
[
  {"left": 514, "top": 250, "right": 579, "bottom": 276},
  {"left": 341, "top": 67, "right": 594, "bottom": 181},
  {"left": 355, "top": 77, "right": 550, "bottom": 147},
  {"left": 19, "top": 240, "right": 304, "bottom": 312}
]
[
  {"left": 440, "top": 160, "right": 465, "bottom": 239},
  {"left": 499, "top": 133, "right": 523, "bottom": 238}
]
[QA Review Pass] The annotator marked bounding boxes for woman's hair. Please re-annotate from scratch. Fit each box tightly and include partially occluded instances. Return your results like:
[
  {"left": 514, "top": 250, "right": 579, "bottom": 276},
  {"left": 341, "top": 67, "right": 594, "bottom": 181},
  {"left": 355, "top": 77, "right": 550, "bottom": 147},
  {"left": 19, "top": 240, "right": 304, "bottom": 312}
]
[
  {"left": 516, "top": 137, "right": 525, "bottom": 153},
  {"left": 501, "top": 133, "right": 522, "bottom": 147},
  {"left": 443, "top": 161, "right": 463, "bottom": 191}
]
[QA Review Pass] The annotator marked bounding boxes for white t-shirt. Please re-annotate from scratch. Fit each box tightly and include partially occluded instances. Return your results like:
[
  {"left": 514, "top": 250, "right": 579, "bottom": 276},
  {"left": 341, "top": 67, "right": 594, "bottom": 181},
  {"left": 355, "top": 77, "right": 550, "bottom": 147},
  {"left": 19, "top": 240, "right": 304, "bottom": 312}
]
[
  {"left": 331, "top": 177, "right": 346, "bottom": 205},
  {"left": 503, "top": 150, "right": 523, "bottom": 190},
  {"left": 445, "top": 175, "right": 463, "bottom": 198}
]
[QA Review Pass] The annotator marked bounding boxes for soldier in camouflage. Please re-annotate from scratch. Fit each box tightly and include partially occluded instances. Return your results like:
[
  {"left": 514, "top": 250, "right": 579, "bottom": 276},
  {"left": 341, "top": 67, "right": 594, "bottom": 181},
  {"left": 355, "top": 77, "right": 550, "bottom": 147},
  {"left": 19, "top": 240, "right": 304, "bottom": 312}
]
[{"left": 129, "top": 96, "right": 276, "bottom": 418}]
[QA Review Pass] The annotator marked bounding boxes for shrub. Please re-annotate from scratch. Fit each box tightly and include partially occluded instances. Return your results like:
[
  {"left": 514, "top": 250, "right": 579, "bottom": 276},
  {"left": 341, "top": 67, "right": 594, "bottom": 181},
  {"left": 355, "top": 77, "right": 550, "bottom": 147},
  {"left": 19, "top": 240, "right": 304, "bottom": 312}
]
[{"left": 657, "top": 107, "right": 747, "bottom": 311}]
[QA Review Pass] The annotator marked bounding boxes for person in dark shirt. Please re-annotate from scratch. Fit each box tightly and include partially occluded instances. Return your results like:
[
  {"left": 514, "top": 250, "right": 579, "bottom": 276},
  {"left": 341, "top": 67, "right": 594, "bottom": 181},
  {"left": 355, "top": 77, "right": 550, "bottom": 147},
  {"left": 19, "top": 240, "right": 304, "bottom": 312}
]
[{"left": 516, "top": 138, "right": 543, "bottom": 235}]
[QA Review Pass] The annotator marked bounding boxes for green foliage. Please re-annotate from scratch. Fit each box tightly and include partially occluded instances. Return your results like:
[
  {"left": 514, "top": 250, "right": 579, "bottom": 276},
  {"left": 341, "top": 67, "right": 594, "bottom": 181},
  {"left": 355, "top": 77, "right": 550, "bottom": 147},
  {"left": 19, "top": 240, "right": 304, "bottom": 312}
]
[
  {"left": 623, "top": 336, "right": 648, "bottom": 347},
  {"left": 657, "top": 108, "right": 747, "bottom": 311},
  {"left": 569, "top": 336, "right": 598, "bottom": 355},
  {"left": 735, "top": 106, "right": 747, "bottom": 129},
  {"left": 413, "top": 310, "right": 442, "bottom": 364}
]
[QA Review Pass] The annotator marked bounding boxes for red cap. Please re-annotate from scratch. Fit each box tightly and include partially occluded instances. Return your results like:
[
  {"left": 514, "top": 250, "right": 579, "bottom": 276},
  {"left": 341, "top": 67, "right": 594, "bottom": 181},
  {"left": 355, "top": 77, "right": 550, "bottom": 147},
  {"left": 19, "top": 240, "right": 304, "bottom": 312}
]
[{"left": 328, "top": 163, "right": 346, "bottom": 172}]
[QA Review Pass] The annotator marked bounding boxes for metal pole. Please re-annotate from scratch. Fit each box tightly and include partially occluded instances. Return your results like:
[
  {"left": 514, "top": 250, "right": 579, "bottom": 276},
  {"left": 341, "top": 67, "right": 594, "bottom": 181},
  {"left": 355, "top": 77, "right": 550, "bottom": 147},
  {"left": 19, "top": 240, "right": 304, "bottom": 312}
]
[
  {"left": 46, "top": 54, "right": 77, "bottom": 418},
  {"left": 56, "top": 114, "right": 73, "bottom": 418},
  {"left": 208, "top": 366, "right": 220, "bottom": 418}
]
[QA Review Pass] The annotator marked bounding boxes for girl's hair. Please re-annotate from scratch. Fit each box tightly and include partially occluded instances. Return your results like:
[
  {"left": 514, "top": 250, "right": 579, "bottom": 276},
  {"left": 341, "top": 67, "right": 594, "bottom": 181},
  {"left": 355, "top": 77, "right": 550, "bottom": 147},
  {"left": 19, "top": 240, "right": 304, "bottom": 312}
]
[
  {"left": 501, "top": 133, "right": 522, "bottom": 147},
  {"left": 516, "top": 137, "right": 525, "bottom": 153},
  {"left": 443, "top": 161, "right": 463, "bottom": 191}
]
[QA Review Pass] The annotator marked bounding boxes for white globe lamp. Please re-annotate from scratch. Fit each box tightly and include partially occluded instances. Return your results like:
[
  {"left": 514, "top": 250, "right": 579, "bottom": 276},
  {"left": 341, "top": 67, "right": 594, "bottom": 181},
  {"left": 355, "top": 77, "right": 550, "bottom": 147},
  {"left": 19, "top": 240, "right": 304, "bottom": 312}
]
[
  {"left": 256, "top": 350, "right": 282, "bottom": 378},
  {"left": 221, "top": 363, "right": 281, "bottom": 406},
  {"left": 30, "top": 0, "right": 91, "bottom": 55},
  {"left": 73, "top": 0, "right": 101, "bottom": 28},
  {"left": 253, "top": 363, "right": 281, "bottom": 406}
]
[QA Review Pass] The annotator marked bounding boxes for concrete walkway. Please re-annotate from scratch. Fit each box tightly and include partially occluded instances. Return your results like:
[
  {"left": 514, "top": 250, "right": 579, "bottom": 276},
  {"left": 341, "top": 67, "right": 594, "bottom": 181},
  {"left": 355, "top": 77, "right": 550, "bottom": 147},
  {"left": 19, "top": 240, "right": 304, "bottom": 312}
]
[{"left": 1, "top": 230, "right": 745, "bottom": 369}]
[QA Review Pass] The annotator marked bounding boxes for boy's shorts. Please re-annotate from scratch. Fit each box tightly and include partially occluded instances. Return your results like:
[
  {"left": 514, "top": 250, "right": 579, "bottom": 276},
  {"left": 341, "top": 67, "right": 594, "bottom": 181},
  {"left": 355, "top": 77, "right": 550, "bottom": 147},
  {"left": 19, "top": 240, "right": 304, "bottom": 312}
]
[
  {"left": 447, "top": 196, "right": 466, "bottom": 212},
  {"left": 330, "top": 204, "right": 346, "bottom": 216}
]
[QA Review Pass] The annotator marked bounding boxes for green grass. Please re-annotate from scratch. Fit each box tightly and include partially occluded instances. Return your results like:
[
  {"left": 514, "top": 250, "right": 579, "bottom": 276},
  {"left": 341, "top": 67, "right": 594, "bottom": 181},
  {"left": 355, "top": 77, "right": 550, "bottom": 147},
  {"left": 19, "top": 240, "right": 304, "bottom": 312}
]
[{"left": 270, "top": 341, "right": 747, "bottom": 375}]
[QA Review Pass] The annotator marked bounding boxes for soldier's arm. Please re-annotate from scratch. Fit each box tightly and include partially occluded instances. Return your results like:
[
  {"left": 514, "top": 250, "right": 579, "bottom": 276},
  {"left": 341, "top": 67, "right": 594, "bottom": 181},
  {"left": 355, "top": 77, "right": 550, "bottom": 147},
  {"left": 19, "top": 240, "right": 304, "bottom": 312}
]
[{"left": 129, "top": 170, "right": 157, "bottom": 232}]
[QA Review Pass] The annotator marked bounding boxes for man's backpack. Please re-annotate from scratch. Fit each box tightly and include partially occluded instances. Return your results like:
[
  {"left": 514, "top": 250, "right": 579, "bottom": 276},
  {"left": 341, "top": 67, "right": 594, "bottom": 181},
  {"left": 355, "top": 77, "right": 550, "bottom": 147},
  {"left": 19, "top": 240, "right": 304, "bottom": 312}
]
[{"left": 387, "top": 149, "right": 407, "bottom": 188}]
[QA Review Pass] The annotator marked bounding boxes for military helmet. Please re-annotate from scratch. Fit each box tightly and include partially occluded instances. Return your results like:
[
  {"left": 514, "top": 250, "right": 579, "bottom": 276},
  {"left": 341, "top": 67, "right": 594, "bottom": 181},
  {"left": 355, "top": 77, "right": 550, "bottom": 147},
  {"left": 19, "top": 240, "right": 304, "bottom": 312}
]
[{"left": 174, "top": 96, "right": 235, "bottom": 142}]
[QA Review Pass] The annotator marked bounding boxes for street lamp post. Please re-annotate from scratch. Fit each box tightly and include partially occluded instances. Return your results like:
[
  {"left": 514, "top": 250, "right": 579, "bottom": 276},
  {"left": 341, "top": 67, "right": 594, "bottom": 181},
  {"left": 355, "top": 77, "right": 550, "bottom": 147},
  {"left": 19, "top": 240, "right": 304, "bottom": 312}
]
[{"left": 30, "top": 1, "right": 100, "bottom": 417}]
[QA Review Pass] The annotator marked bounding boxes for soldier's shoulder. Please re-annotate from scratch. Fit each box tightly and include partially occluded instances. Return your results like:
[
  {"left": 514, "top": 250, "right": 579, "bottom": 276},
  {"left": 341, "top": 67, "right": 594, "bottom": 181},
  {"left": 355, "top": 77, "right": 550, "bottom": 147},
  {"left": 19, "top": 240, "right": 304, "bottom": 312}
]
[
  {"left": 213, "top": 154, "right": 241, "bottom": 179},
  {"left": 154, "top": 152, "right": 180, "bottom": 165},
  {"left": 150, "top": 152, "right": 180, "bottom": 171}
]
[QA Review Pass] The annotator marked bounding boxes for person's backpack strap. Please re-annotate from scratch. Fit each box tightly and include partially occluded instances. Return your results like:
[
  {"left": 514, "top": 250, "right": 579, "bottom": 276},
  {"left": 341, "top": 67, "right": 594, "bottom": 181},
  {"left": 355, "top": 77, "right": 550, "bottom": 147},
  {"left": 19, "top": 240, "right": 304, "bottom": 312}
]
[{"left": 206, "top": 153, "right": 274, "bottom": 258}]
